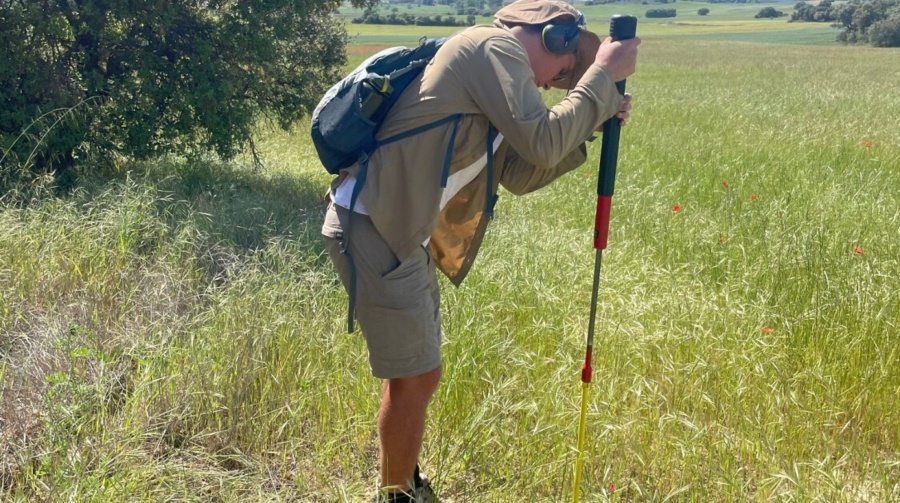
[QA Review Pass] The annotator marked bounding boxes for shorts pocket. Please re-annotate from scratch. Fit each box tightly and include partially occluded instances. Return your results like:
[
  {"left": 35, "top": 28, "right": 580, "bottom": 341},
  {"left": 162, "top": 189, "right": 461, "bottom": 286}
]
[
  {"left": 376, "top": 249, "right": 428, "bottom": 309},
  {"left": 382, "top": 246, "right": 426, "bottom": 281}
]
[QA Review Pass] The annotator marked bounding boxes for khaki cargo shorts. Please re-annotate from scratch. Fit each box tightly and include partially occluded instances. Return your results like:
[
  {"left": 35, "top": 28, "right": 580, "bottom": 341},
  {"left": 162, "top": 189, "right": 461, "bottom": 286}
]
[{"left": 322, "top": 202, "right": 441, "bottom": 379}]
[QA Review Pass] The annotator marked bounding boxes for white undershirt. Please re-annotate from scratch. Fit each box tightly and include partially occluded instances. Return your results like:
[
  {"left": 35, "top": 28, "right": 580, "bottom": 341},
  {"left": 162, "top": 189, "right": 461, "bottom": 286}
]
[{"left": 332, "top": 133, "right": 505, "bottom": 244}]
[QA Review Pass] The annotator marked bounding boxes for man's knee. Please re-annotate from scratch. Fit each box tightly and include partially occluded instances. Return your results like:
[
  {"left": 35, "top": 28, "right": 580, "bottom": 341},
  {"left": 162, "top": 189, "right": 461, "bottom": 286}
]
[{"left": 386, "top": 366, "right": 442, "bottom": 401}]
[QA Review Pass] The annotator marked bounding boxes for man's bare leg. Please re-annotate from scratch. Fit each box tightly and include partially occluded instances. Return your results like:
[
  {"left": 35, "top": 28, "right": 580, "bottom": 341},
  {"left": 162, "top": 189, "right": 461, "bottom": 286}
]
[{"left": 378, "top": 366, "right": 442, "bottom": 493}]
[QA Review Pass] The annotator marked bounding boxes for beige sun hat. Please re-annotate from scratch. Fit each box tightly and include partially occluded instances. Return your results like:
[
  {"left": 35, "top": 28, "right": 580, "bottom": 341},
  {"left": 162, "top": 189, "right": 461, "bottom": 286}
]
[{"left": 494, "top": 0, "right": 602, "bottom": 89}]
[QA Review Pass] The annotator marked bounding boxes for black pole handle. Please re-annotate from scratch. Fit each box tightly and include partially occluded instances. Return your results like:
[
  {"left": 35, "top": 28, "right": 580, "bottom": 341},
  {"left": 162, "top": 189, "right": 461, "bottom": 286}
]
[{"left": 597, "top": 15, "right": 637, "bottom": 198}]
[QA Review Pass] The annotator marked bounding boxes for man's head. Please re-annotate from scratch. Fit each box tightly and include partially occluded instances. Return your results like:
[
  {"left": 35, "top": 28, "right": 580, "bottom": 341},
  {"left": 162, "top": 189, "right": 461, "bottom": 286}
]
[{"left": 495, "top": 0, "right": 602, "bottom": 89}]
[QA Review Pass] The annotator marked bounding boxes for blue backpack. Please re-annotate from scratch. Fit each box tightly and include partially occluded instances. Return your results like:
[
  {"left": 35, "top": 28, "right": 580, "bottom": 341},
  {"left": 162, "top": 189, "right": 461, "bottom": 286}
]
[
  {"left": 311, "top": 37, "right": 461, "bottom": 174},
  {"left": 312, "top": 37, "right": 498, "bottom": 334}
]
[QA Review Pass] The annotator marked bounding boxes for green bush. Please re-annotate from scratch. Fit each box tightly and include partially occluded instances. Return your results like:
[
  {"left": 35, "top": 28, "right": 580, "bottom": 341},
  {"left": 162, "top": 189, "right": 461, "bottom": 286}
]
[
  {"left": 868, "top": 15, "right": 900, "bottom": 45},
  {"left": 356, "top": 12, "right": 470, "bottom": 26},
  {"left": 755, "top": 6, "right": 786, "bottom": 17},
  {"left": 834, "top": 0, "right": 900, "bottom": 44},
  {"left": 790, "top": 0, "right": 836, "bottom": 22},
  {"left": 699, "top": 7, "right": 711, "bottom": 15},
  {"left": 0, "top": 0, "right": 377, "bottom": 178},
  {"left": 646, "top": 8, "right": 677, "bottom": 17}
]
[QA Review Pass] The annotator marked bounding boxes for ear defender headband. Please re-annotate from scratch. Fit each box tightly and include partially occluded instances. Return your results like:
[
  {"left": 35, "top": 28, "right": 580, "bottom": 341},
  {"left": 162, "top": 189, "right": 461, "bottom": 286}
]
[
  {"left": 541, "top": 23, "right": 580, "bottom": 54},
  {"left": 540, "top": 10, "right": 586, "bottom": 55}
]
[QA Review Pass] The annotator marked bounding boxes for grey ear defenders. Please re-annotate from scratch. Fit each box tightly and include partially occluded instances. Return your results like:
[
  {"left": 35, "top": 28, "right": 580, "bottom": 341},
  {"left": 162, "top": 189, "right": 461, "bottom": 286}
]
[
  {"left": 540, "top": 11, "right": 586, "bottom": 54},
  {"left": 541, "top": 23, "right": 581, "bottom": 54}
]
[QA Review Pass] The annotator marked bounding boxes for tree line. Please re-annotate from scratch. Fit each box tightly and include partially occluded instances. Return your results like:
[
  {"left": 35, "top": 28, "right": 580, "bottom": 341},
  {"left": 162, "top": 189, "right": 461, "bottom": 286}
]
[
  {"left": 791, "top": 0, "right": 900, "bottom": 47},
  {"left": 352, "top": 11, "right": 477, "bottom": 26}
]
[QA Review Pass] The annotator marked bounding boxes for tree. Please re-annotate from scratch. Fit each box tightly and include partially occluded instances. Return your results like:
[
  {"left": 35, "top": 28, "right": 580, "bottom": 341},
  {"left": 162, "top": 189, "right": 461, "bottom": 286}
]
[
  {"left": 833, "top": 0, "right": 900, "bottom": 44},
  {"left": 646, "top": 8, "right": 677, "bottom": 17},
  {"left": 790, "top": 0, "right": 836, "bottom": 22},
  {"left": 868, "top": 14, "right": 900, "bottom": 45},
  {"left": 755, "top": 6, "right": 786, "bottom": 18},
  {"left": 699, "top": 7, "right": 711, "bottom": 15},
  {"left": 0, "top": 0, "right": 378, "bottom": 177}
]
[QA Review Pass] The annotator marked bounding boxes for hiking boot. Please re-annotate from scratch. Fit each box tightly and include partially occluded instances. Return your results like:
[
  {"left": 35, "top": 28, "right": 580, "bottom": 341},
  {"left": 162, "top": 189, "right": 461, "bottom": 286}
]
[
  {"left": 369, "top": 465, "right": 438, "bottom": 503},
  {"left": 411, "top": 465, "right": 438, "bottom": 503}
]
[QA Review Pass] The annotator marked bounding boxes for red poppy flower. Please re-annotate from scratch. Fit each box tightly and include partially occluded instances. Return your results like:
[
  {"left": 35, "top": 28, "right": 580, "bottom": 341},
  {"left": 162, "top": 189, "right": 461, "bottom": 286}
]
[
  {"left": 749, "top": 193, "right": 758, "bottom": 200},
  {"left": 722, "top": 180, "right": 729, "bottom": 187},
  {"left": 762, "top": 327, "right": 774, "bottom": 333},
  {"left": 672, "top": 204, "right": 681, "bottom": 212},
  {"left": 853, "top": 246, "right": 865, "bottom": 255},
  {"left": 862, "top": 140, "right": 873, "bottom": 148},
  {"left": 719, "top": 235, "right": 728, "bottom": 243},
  {"left": 609, "top": 482, "right": 617, "bottom": 492}
]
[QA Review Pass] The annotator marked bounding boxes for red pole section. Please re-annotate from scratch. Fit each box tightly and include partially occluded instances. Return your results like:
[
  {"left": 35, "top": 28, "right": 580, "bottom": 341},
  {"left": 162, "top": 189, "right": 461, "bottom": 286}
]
[
  {"left": 581, "top": 346, "right": 593, "bottom": 383},
  {"left": 593, "top": 196, "right": 613, "bottom": 250}
]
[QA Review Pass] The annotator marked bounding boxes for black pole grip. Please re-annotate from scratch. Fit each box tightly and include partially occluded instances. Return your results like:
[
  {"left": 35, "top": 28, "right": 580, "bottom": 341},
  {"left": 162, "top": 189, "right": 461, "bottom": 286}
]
[
  {"left": 597, "top": 15, "right": 637, "bottom": 198},
  {"left": 610, "top": 14, "right": 638, "bottom": 42}
]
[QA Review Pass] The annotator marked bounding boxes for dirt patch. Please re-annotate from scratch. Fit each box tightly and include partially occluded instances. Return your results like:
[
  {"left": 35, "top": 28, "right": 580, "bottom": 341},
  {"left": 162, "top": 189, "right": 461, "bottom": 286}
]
[{"left": 346, "top": 44, "right": 395, "bottom": 55}]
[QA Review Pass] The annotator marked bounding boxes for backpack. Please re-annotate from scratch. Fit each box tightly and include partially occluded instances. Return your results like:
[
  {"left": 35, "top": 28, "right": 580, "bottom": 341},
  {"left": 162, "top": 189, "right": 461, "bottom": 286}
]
[
  {"left": 311, "top": 37, "right": 481, "bottom": 334},
  {"left": 311, "top": 36, "right": 458, "bottom": 174}
]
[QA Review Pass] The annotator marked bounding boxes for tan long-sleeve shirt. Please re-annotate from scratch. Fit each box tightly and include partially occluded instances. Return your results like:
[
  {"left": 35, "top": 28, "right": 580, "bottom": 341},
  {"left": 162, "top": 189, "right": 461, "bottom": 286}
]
[{"left": 326, "top": 22, "right": 622, "bottom": 285}]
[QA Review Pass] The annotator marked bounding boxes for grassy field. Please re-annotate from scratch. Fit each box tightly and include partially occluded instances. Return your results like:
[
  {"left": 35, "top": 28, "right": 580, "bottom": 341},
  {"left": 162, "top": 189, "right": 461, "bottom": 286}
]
[
  {"left": 2, "top": 6, "right": 899, "bottom": 502},
  {"left": 342, "top": 1, "right": 839, "bottom": 44}
]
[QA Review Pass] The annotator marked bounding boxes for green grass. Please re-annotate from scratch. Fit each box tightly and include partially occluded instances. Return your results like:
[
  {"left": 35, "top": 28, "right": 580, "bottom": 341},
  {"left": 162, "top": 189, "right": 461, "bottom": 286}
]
[
  {"left": 679, "top": 26, "right": 838, "bottom": 45},
  {"left": 343, "top": 1, "right": 841, "bottom": 45},
  {"left": 2, "top": 15, "right": 899, "bottom": 503}
]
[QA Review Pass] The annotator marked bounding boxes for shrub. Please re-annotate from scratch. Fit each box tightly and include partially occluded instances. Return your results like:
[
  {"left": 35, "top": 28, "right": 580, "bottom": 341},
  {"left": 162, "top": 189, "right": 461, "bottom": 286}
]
[
  {"left": 646, "top": 8, "right": 677, "bottom": 17},
  {"left": 755, "top": 6, "right": 786, "bottom": 18},
  {"left": 834, "top": 0, "right": 900, "bottom": 44},
  {"left": 699, "top": 8, "right": 711, "bottom": 15},
  {"left": 868, "top": 15, "right": 900, "bottom": 46},
  {"left": 790, "top": 0, "right": 836, "bottom": 22},
  {"left": 0, "top": 0, "right": 378, "bottom": 176}
]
